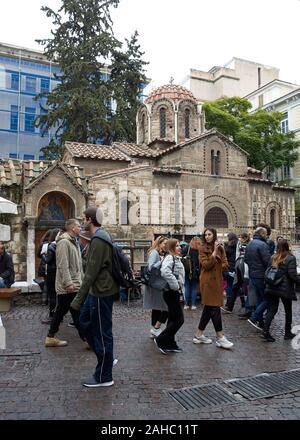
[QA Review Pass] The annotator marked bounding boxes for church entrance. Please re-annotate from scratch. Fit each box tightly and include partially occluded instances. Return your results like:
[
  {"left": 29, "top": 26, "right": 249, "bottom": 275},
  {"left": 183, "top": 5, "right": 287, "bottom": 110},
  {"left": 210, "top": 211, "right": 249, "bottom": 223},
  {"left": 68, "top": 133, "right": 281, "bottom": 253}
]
[{"left": 35, "top": 191, "right": 75, "bottom": 275}]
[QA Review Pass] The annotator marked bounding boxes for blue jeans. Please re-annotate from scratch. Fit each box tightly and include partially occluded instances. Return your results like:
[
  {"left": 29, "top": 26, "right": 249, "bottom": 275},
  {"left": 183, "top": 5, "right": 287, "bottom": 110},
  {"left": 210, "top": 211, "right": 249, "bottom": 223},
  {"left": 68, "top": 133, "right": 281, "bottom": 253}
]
[
  {"left": 79, "top": 294, "right": 114, "bottom": 383},
  {"left": 0, "top": 279, "right": 8, "bottom": 288},
  {"left": 184, "top": 278, "right": 198, "bottom": 306},
  {"left": 225, "top": 274, "right": 234, "bottom": 299},
  {"left": 250, "top": 278, "right": 269, "bottom": 323}
]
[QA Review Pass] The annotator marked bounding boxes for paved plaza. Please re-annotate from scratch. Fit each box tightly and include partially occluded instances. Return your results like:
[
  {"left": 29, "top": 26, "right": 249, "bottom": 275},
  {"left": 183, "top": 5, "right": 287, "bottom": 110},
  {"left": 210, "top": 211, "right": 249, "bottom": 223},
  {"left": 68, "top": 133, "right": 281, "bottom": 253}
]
[{"left": 1, "top": 293, "right": 300, "bottom": 420}]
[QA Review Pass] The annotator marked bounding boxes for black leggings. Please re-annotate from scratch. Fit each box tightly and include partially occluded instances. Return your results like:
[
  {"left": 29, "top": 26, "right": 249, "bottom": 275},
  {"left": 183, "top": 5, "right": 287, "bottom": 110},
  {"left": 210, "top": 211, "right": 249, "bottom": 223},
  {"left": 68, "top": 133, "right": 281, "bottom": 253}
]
[
  {"left": 156, "top": 290, "right": 184, "bottom": 349},
  {"left": 264, "top": 295, "right": 292, "bottom": 334},
  {"left": 199, "top": 305, "right": 222, "bottom": 333},
  {"left": 151, "top": 309, "right": 168, "bottom": 327}
]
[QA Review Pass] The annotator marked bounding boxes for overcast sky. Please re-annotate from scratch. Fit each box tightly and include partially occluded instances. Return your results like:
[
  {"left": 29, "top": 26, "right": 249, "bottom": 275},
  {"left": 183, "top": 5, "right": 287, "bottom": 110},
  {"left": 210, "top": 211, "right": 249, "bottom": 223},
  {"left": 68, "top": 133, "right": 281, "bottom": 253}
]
[{"left": 1, "top": 0, "right": 299, "bottom": 94}]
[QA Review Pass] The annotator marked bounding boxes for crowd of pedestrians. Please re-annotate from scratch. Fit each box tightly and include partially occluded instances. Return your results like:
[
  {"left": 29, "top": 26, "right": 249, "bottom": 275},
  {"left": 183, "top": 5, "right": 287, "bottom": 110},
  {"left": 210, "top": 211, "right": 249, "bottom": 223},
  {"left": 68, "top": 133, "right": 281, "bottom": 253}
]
[{"left": 36, "top": 208, "right": 299, "bottom": 387}]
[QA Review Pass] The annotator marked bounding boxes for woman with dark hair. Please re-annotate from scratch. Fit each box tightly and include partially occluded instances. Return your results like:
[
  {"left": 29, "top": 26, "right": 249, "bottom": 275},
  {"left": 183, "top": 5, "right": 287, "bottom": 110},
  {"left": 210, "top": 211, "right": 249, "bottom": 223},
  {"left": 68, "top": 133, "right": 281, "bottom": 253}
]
[
  {"left": 41, "top": 228, "right": 62, "bottom": 324},
  {"left": 263, "top": 239, "right": 300, "bottom": 342},
  {"left": 154, "top": 239, "right": 185, "bottom": 354},
  {"left": 193, "top": 228, "right": 233, "bottom": 349}
]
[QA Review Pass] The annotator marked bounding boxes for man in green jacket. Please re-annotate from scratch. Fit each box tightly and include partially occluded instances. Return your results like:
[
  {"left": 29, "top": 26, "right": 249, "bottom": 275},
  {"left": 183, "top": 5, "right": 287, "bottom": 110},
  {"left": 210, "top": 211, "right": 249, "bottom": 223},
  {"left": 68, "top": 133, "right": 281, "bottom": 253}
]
[{"left": 71, "top": 207, "right": 119, "bottom": 387}]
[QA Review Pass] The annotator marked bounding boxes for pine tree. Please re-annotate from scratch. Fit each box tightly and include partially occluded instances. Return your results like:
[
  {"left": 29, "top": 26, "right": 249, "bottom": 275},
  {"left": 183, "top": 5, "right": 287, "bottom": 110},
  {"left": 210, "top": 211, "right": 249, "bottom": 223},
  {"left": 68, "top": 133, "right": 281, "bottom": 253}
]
[{"left": 36, "top": 0, "right": 147, "bottom": 159}]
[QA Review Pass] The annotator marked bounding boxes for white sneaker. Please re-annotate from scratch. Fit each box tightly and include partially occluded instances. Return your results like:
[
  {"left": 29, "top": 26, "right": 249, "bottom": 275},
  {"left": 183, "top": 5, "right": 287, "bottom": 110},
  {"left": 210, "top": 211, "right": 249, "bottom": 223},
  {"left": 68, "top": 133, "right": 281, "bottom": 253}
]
[
  {"left": 150, "top": 327, "right": 162, "bottom": 338},
  {"left": 184, "top": 305, "right": 189, "bottom": 310},
  {"left": 113, "top": 358, "right": 118, "bottom": 367},
  {"left": 191, "top": 305, "right": 197, "bottom": 310},
  {"left": 193, "top": 334, "right": 212, "bottom": 344},
  {"left": 216, "top": 336, "right": 234, "bottom": 349}
]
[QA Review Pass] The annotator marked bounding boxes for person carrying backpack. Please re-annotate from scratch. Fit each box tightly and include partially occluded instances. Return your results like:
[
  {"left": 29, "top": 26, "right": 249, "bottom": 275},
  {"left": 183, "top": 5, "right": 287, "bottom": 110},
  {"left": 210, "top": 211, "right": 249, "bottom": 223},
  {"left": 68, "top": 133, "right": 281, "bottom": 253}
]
[
  {"left": 262, "top": 239, "right": 300, "bottom": 342},
  {"left": 70, "top": 207, "right": 119, "bottom": 388},
  {"left": 181, "top": 237, "right": 201, "bottom": 310}
]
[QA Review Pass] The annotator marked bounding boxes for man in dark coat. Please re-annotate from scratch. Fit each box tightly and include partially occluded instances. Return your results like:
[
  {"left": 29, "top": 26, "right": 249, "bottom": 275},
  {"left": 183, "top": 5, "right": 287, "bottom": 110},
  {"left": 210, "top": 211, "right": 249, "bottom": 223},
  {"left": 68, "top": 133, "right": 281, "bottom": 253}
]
[
  {"left": 244, "top": 227, "right": 271, "bottom": 329},
  {"left": 0, "top": 243, "right": 15, "bottom": 288}
]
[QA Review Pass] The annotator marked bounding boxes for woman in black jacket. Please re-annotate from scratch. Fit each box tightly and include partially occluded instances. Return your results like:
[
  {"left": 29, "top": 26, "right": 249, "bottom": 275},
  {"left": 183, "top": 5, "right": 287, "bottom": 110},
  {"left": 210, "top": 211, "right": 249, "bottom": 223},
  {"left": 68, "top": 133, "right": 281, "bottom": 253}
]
[{"left": 263, "top": 239, "right": 300, "bottom": 342}]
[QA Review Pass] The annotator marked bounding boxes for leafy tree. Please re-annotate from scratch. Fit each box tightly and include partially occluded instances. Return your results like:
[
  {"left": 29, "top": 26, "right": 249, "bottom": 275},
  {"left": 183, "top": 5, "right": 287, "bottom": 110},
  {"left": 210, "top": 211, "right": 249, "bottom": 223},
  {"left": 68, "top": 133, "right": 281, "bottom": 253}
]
[
  {"left": 36, "top": 0, "right": 147, "bottom": 159},
  {"left": 203, "top": 97, "right": 299, "bottom": 173}
]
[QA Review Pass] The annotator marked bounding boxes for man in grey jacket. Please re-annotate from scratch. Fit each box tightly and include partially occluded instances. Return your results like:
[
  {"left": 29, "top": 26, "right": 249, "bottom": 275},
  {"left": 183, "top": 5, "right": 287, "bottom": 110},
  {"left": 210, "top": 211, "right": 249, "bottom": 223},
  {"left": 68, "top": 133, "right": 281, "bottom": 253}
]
[{"left": 45, "top": 219, "right": 82, "bottom": 347}]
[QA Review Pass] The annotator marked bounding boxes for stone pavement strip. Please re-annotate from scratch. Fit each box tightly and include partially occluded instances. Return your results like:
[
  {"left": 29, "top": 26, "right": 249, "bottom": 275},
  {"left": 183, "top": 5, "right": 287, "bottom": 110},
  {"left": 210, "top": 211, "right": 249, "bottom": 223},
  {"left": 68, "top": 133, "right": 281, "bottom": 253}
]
[{"left": 1, "top": 293, "right": 300, "bottom": 420}]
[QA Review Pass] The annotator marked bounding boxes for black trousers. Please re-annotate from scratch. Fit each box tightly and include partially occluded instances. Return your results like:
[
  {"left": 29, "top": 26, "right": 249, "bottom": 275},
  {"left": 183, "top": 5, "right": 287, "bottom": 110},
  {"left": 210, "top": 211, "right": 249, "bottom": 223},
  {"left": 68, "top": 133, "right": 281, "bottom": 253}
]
[
  {"left": 48, "top": 293, "right": 77, "bottom": 337},
  {"left": 199, "top": 305, "right": 222, "bottom": 333},
  {"left": 264, "top": 295, "right": 292, "bottom": 334},
  {"left": 46, "top": 272, "right": 57, "bottom": 318},
  {"left": 156, "top": 290, "right": 184, "bottom": 349},
  {"left": 151, "top": 309, "right": 168, "bottom": 327}
]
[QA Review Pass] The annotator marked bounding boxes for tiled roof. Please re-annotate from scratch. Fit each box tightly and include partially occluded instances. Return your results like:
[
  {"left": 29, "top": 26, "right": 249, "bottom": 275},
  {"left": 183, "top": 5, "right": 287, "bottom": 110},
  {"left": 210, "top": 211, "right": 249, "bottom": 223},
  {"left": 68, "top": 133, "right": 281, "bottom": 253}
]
[
  {"left": 155, "top": 129, "right": 249, "bottom": 158},
  {"left": 90, "top": 164, "right": 151, "bottom": 180},
  {"left": 65, "top": 141, "right": 131, "bottom": 161},
  {"left": 113, "top": 142, "right": 159, "bottom": 158},
  {"left": 0, "top": 158, "right": 86, "bottom": 190},
  {"left": 145, "top": 84, "right": 197, "bottom": 104},
  {"left": 0, "top": 159, "right": 51, "bottom": 187}
]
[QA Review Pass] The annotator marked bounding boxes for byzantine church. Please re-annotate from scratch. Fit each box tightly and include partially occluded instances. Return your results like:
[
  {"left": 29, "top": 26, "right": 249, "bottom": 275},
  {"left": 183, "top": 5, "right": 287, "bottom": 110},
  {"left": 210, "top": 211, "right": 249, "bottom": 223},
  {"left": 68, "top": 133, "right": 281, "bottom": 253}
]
[{"left": 0, "top": 84, "right": 295, "bottom": 282}]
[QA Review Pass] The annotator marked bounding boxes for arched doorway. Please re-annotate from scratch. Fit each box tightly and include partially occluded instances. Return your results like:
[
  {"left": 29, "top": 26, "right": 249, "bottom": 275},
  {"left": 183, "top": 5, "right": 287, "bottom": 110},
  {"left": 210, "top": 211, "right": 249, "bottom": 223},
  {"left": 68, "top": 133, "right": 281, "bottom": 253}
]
[
  {"left": 204, "top": 207, "right": 228, "bottom": 228},
  {"left": 35, "top": 191, "right": 75, "bottom": 275}
]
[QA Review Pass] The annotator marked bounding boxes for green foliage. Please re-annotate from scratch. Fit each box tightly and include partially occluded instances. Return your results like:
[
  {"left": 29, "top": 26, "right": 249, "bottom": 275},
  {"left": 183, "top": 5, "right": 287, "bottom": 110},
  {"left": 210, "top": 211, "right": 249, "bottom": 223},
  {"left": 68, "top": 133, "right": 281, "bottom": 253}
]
[
  {"left": 40, "top": 138, "right": 64, "bottom": 160},
  {"left": 36, "top": 0, "right": 147, "bottom": 156},
  {"left": 203, "top": 97, "right": 300, "bottom": 171}
]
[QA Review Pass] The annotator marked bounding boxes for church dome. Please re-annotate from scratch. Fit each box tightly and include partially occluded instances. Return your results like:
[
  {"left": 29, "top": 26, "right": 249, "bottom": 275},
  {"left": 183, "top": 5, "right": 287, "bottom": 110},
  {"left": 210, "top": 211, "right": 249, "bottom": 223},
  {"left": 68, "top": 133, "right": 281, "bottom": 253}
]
[{"left": 145, "top": 84, "right": 197, "bottom": 104}]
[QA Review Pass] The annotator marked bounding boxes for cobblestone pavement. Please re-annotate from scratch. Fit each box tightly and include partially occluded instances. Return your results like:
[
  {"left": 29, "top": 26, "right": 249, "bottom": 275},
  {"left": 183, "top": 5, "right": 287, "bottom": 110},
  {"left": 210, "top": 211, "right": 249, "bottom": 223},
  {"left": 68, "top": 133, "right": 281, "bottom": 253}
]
[{"left": 1, "top": 293, "right": 300, "bottom": 420}]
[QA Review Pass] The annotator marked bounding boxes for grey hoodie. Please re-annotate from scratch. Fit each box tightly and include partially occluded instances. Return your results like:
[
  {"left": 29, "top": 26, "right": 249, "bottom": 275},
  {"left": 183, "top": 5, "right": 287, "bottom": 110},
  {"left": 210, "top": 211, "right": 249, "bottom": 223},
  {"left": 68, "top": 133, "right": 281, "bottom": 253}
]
[{"left": 161, "top": 254, "right": 185, "bottom": 292}]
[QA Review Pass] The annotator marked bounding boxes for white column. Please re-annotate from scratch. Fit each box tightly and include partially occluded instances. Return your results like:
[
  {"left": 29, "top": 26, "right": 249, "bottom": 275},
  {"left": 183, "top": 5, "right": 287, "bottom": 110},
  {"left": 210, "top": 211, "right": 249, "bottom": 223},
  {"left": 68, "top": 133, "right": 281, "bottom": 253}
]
[{"left": 26, "top": 219, "right": 36, "bottom": 285}]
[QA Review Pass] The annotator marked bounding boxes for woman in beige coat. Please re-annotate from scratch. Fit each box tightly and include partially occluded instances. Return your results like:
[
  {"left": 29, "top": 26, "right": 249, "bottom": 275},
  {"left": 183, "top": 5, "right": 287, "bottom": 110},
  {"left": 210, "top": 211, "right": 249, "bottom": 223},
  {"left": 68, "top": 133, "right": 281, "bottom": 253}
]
[{"left": 193, "top": 228, "right": 234, "bottom": 349}]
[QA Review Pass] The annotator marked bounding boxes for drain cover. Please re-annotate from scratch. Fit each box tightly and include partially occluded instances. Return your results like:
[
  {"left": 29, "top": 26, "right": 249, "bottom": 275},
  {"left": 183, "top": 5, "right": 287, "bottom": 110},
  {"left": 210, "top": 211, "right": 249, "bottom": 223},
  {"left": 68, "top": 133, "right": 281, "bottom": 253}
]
[
  {"left": 168, "top": 383, "right": 239, "bottom": 410},
  {"left": 225, "top": 368, "right": 300, "bottom": 400}
]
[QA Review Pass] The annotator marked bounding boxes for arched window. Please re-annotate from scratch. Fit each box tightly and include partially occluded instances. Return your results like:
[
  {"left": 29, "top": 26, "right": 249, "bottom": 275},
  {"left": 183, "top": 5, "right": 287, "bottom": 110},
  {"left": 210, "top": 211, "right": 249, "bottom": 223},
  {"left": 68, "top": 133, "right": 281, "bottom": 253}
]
[
  {"left": 141, "top": 113, "right": 145, "bottom": 143},
  {"left": 211, "top": 150, "right": 215, "bottom": 174},
  {"left": 211, "top": 150, "right": 221, "bottom": 175},
  {"left": 270, "top": 209, "right": 276, "bottom": 229},
  {"left": 216, "top": 151, "right": 220, "bottom": 176},
  {"left": 184, "top": 109, "right": 190, "bottom": 138},
  {"left": 159, "top": 107, "right": 166, "bottom": 138},
  {"left": 205, "top": 207, "right": 228, "bottom": 228}
]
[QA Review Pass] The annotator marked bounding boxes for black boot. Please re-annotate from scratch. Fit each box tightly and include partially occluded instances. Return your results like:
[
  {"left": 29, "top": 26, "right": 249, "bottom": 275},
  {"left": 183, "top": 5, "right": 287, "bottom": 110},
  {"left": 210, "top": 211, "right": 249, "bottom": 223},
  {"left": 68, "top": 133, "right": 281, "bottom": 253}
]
[
  {"left": 284, "top": 332, "right": 296, "bottom": 340},
  {"left": 261, "top": 331, "right": 275, "bottom": 342}
]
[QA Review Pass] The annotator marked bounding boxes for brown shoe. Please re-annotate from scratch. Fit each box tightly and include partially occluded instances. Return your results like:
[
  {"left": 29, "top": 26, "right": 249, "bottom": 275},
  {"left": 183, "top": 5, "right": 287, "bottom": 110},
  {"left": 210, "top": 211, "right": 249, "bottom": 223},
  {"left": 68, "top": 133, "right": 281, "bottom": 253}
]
[{"left": 45, "top": 336, "right": 68, "bottom": 347}]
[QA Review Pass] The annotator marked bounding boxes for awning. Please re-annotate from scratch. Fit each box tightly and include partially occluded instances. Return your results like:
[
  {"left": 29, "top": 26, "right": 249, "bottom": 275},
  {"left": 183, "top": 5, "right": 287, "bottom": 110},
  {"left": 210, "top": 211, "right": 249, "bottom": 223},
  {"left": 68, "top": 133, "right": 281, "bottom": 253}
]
[{"left": 0, "top": 196, "right": 18, "bottom": 214}]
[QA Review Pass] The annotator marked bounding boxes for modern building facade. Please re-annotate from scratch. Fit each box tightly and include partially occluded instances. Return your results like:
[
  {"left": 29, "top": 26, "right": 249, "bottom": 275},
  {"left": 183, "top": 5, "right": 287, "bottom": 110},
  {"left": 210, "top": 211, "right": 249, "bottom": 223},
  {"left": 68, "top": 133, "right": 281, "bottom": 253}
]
[
  {"left": 180, "top": 57, "right": 280, "bottom": 103},
  {"left": 0, "top": 42, "right": 60, "bottom": 160}
]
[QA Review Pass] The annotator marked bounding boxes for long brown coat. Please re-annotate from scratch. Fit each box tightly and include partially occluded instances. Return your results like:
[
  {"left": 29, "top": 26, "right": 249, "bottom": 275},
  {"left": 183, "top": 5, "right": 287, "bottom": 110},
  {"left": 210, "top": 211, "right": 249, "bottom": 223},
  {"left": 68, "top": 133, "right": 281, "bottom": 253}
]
[{"left": 199, "top": 243, "right": 228, "bottom": 307}]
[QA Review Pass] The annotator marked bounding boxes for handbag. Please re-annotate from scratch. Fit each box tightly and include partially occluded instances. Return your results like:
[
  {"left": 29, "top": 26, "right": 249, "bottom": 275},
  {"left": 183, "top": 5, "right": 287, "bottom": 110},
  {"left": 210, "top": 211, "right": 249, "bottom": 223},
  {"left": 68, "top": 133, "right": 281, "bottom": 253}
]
[
  {"left": 148, "top": 257, "right": 176, "bottom": 290},
  {"left": 181, "top": 246, "right": 192, "bottom": 277},
  {"left": 140, "top": 266, "right": 151, "bottom": 285},
  {"left": 265, "top": 266, "right": 285, "bottom": 287}
]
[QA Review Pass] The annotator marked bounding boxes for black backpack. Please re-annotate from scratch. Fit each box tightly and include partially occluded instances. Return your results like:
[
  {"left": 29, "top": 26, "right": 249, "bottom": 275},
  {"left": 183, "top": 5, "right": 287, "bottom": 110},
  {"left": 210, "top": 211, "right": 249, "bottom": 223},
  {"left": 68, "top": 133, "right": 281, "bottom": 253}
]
[
  {"left": 92, "top": 228, "right": 134, "bottom": 288},
  {"left": 111, "top": 244, "right": 134, "bottom": 288},
  {"left": 265, "top": 265, "right": 285, "bottom": 287}
]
